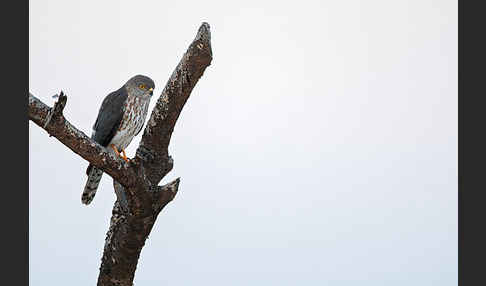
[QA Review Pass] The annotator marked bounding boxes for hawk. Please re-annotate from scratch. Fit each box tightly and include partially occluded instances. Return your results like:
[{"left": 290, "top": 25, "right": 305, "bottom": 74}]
[{"left": 82, "top": 75, "right": 155, "bottom": 205}]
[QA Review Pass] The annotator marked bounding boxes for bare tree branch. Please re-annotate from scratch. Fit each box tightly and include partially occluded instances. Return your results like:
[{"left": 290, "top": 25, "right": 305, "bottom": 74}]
[
  {"left": 29, "top": 92, "right": 137, "bottom": 187},
  {"left": 150, "top": 178, "right": 180, "bottom": 213},
  {"left": 137, "top": 22, "right": 213, "bottom": 185},
  {"left": 29, "top": 22, "right": 212, "bottom": 286},
  {"left": 43, "top": 91, "right": 66, "bottom": 128}
]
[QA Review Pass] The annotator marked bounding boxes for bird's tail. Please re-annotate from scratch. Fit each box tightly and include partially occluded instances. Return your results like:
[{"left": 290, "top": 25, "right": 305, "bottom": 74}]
[{"left": 82, "top": 164, "right": 103, "bottom": 205}]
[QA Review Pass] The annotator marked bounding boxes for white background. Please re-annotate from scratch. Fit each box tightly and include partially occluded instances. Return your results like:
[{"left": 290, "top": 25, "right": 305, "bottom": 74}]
[{"left": 29, "top": 0, "right": 457, "bottom": 285}]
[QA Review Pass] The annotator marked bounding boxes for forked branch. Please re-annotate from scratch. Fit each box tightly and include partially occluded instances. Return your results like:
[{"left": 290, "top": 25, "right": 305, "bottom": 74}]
[{"left": 29, "top": 22, "right": 212, "bottom": 286}]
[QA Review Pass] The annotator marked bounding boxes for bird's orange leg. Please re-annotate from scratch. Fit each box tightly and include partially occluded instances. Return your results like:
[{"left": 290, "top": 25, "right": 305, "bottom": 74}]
[
  {"left": 120, "top": 149, "right": 130, "bottom": 163},
  {"left": 109, "top": 144, "right": 120, "bottom": 157}
]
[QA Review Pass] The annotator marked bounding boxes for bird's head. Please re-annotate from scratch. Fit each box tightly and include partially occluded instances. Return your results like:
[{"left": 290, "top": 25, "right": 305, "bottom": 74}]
[{"left": 126, "top": 75, "right": 155, "bottom": 99}]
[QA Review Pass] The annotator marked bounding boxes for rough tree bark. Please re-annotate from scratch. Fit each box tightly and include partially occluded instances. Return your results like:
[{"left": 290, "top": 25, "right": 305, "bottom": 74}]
[{"left": 29, "top": 23, "right": 212, "bottom": 286}]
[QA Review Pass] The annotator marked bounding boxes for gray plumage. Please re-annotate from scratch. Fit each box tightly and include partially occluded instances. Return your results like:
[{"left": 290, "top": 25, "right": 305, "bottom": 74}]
[{"left": 82, "top": 75, "right": 155, "bottom": 205}]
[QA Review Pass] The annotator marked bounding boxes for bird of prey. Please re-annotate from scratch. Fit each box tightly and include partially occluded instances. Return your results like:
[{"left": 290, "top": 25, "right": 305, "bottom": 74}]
[{"left": 82, "top": 75, "right": 155, "bottom": 205}]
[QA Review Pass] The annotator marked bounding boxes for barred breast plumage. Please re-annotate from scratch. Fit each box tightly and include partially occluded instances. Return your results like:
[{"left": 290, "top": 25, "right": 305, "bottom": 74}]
[{"left": 109, "top": 94, "right": 151, "bottom": 150}]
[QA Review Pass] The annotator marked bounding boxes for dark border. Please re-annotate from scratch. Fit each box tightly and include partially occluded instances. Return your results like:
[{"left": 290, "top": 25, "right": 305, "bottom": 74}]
[
  {"left": 459, "top": 1, "right": 486, "bottom": 285},
  {"left": 2, "top": 0, "right": 28, "bottom": 285},
  {"left": 458, "top": 0, "right": 462, "bottom": 283}
]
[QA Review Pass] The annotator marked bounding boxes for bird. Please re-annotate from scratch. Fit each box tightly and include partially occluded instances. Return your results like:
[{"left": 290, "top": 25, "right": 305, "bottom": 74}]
[{"left": 82, "top": 75, "right": 155, "bottom": 205}]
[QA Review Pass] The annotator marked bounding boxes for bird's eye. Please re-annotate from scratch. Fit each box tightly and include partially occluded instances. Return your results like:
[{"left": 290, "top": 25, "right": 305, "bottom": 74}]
[{"left": 139, "top": 84, "right": 146, "bottom": 90}]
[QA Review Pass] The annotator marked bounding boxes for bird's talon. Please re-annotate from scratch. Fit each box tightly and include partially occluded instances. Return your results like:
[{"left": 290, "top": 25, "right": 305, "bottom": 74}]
[{"left": 121, "top": 149, "right": 130, "bottom": 163}]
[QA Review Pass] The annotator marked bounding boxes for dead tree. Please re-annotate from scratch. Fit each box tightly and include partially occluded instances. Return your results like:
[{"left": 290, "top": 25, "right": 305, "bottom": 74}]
[{"left": 29, "top": 23, "right": 212, "bottom": 286}]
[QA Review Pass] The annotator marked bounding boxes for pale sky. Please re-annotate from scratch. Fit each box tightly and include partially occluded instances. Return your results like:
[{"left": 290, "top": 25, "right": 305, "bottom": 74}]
[{"left": 29, "top": 0, "right": 457, "bottom": 285}]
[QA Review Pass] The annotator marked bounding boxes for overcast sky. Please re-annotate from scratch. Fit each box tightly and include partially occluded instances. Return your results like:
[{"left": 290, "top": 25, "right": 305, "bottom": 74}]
[{"left": 29, "top": 0, "right": 457, "bottom": 285}]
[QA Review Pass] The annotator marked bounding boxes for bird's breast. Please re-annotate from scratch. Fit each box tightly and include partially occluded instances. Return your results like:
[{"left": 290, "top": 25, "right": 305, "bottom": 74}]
[
  {"left": 119, "top": 96, "right": 150, "bottom": 131},
  {"left": 111, "top": 95, "right": 151, "bottom": 150}
]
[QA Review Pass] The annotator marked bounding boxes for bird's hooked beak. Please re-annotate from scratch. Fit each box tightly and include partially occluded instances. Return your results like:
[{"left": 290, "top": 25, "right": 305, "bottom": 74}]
[{"left": 149, "top": 87, "right": 153, "bottom": 96}]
